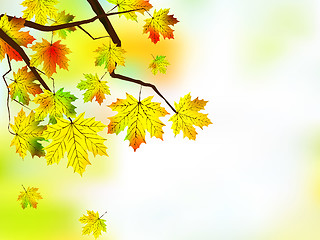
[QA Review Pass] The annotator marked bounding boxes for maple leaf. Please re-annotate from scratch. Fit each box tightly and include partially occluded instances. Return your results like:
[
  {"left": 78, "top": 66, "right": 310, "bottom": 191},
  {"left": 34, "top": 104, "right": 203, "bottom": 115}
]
[
  {"left": 10, "top": 109, "right": 46, "bottom": 159},
  {"left": 33, "top": 88, "right": 77, "bottom": 124},
  {"left": 21, "top": 0, "right": 58, "bottom": 25},
  {"left": 143, "top": 8, "right": 179, "bottom": 44},
  {"left": 108, "top": 93, "right": 169, "bottom": 151},
  {"left": 8, "top": 66, "right": 43, "bottom": 105},
  {"left": 149, "top": 55, "right": 170, "bottom": 75},
  {"left": 43, "top": 113, "right": 107, "bottom": 175},
  {"left": 169, "top": 93, "right": 212, "bottom": 140},
  {"left": 107, "top": 0, "right": 153, "bottom": 21},
  {"left": 30, "top": 39, "right": 71, "bottom": 77},
  {"left": 95, "top": 41, "right": 125, "bottom": 73},
  {"left": 0, "top": 14, "right": 35, "bottom": 61},
  {"left": 77, "top": 73, "right": 111, "bottom": 105},
  {"left": 79, "top": 210, "right": 107, "bottom": 239},
  {"left": 52, "top": 11, "right": 76, "bottom": 39},
  {"left": 17, "top": 186, "right": 43, "bottom": 209}
]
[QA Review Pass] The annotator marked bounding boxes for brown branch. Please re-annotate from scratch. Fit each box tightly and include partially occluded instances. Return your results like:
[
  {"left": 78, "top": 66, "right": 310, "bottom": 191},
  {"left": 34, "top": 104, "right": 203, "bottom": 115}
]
[
  {"left": 110, "top": 71, "right": 176, "bottom": 113},
  {"left": 86, "top": 0, "right": 121, "bottom": 46},
  {"left": 0, "top": 29, "right": 50, "bottom": 91}
]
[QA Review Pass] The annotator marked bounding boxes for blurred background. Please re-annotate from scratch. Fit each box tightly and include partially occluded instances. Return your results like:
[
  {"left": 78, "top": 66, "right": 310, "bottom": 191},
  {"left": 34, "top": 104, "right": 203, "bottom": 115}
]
[{"left": 1, "top": 0, "right": 320, "bottom": 239}]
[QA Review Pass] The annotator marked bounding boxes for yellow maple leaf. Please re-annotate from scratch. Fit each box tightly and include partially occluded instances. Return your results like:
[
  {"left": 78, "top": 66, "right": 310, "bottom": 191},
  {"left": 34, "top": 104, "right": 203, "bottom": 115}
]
[
  {"left": 149, "top": 55, "right": 170, "bottom": 75},
  {"left": 0, "top": 14, "right": 35, "bottom": 61},
  {"left": 43, "top": 113, "right": 107, "bottom": 175},
  {"left": 21, "top": 0, "right": 58, "bottom": 25},
  {"left": 94, "top": 41, "right": 126, "bottom": 73},
  {"left": 77, "top": 73, "right": 111, "bottom": 105},
  {"left": 143, "top": 8, "right": 179, "bottom": 44},
  {"left": 8, "top": 66, "right": 43, "bottom": 105},
  {"left": 30, "top": 39, "right": 71, "bottom": 77},
  {"left": 79, "top": 210, "right": 107, "bottom": 239},
  {"left": 107, "top": 0, "right": 153, "bottom": 21},
  {"left": 169, "top": 93, "right": 212, "bottom": 140},
  {"left": 33, "top": 88, "right": 77, "bottom": 124},
  {"left": 10, "top": 109, "right": 46, "bottom": 159},
  {"left": 17, "top": 185, "right": 42, "bottom": 209},
  {"left": 108, "top": 93, "right": 169, "bottom": 151}
]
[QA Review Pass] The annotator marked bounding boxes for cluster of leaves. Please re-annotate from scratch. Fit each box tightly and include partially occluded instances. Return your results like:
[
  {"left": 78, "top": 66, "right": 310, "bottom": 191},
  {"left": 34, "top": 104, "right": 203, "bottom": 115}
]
[
  {"left": 1, "top": 0, "right": 211, "bottom": 177},
  {"left": 1, "top": 0, "right": 211, "bottom": 238}
]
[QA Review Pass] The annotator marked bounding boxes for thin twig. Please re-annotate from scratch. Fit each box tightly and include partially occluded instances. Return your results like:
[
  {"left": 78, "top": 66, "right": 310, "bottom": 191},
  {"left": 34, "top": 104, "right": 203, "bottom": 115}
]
[
  {"left": 2, "top": 54, "right": 15, "bottom": 135},
  {"left": 77, "top": 25, "right": 110, "bottom": 40},
  {"left": 110, "top": 71, "right": 176, "bottom": 113}
]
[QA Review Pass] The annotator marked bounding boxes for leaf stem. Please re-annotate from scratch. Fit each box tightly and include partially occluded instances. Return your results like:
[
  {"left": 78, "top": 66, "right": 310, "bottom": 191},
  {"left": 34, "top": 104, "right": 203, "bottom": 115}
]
[{"left": 99, "top": 210, "right": 107, "bottom": 219}]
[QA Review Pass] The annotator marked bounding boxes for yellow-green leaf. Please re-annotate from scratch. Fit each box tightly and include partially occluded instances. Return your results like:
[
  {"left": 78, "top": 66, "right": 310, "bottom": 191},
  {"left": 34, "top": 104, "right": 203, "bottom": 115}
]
[
  {"left": 169, "top": 93, "right": 212, "bottom": 140},
  {"left": 107, "top": 0, "right": 153, "bottom": 21},
  {"left": 21, "top": 0, "right": 58, "bottom": 25},
  {"left": 8, "top": 66, "right": 42, "bottom": 105},
  {"left": 149, "top": 55, "right": 170, "bottom": 75},
  {"left": 52, "top": 11, "right": 76, "bottom": 39},
  {"left": 108, "top": 93, "right": 169, "bottom": 151},
  {"left": 10, "top": 109, "right": 46, "bottom": 159},
  {"left": 17, "top": 186, "right": 42, "bottom": 209},
  {"left": 43, "top": 113, "right": 107, "bottom": 175},
  {"left": 79, "top": 210, "right": 107, "bottom": 239},
  {"left": 33, "top": 88, "right": 77, "bottom": 124},
  {"left": 94, "top": 41, "right": 125, "bottom": 73},
  {"left": 77, "top": 73, "right": 111, "bottom": 105}
]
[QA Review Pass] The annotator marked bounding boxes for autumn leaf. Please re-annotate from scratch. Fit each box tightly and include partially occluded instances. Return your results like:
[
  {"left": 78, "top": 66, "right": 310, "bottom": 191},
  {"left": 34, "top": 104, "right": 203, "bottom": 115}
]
[
  {"left": 79, "top": 210, "right": 107, "bottom": 239},
  {"left": 95, "top": 41, "right": 125, "bottom": 73},
  {"left": 21, "top": 0, "right": 58, "bottom": 25},
  {"left": 77, "top": 73, "right": 111, "bottom": 105},
  {"left": 33, "top": 88, "right": 77, "bottom": 124},
  {"left": 107, "top": 0, "right": 153, "bottom": 21},
  {"left": 169, "top": 93, "right": 212, "bottom": 140},
  {"left": 43, "top": 113, "right": 107, "bottom": 175},
  {"left": 30, "top": 39, "right": 71, "bottom": 77},
  {"left": 8, "top": 66, "right": 42, "bottom": 105},
  {"left": 0, "top": 14, "right": 35, "bottom": 61},
  {"left": 149, "top": 55, "right": 170, "bottom": 75},
  {"left": 108, "top": 93, "right": 169, "bottom": 151},
  {"left": 17, "top": 185, "right": 42, "bottom": 209},
  {"left": 10, "top": 109, "right": 46, "bottom": 159},
  {"left": 52, "top": 11, "right": 76, "bottom": 39},
  {"left": 143, "top": 8, "right": 178, "bottom": 44}
]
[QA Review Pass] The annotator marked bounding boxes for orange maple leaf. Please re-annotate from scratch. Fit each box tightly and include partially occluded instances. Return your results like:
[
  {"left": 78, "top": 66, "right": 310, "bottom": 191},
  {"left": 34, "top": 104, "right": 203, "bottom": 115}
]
[
  {"left": 30, "top": 39, "right": 71, "bottom": 77},
  {"left": 143, "top": 9, "right": 178, "bottom": 44},
  {"left": 0, "top": 14, "right": 35, "bottom": 61}
]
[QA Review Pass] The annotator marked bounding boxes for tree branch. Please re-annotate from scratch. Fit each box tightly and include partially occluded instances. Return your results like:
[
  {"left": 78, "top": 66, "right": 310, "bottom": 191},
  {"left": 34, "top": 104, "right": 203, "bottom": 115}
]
[
  {"left": 86, "top": 0, "right": 121, "bottom": 46},
  {"left": 110, "top": 71, "right": 176, "bottom": 113},
  {"left": 0, "top": 29, "right": 50, "bottom": 91}
]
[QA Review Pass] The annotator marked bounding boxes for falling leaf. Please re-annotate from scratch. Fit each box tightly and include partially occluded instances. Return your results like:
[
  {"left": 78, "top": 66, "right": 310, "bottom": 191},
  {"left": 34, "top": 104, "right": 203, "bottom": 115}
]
[
  {"left": 79, "top": 210, "right": 107, "bottom": 239},
  {"left": 8, "top": 66, "right": 42, "bottom": 105},
  {"left": 33, "top": 88, "right": 77, "bottom": 124},
  {"left": 143, "top": 8, "right": 178, "bottom": 44},
  {"left": 52, "top": 11, "right": 76, "bottom": 39},
  {"left": 149, "top": 55, "right": 170, "bottom": 75},
  {"left": 17, "top": 186, "right": 42, "bottom": 209},
  {"left": 169, "top": 93, "right": 212, "bottom": 140},
  {"left": 108, "top": 93, "right": 169, "bottom": 151},
  {"left": 107, "top": 0, "right": 153, "bottom": 21},
  {"left": 77, "top": 73, "right": 111, "bottom": 105},
  {"left": 10, "top": 109, "right": 46, "bottom": 159},
  {"left": 0, "top": 14, "right": 35, "bottom": 61},
  {"left": 30, "top": 39, "right": 71, "bottom": 77},
  {"left": 21, "top": 0, "right": 58, "bottom": 25},
  {"left": 95, "top": 41, "right": 125, "bottom": 73},
  {"left": 43, "top": 113, "right": 107, "bottom": 175}
]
